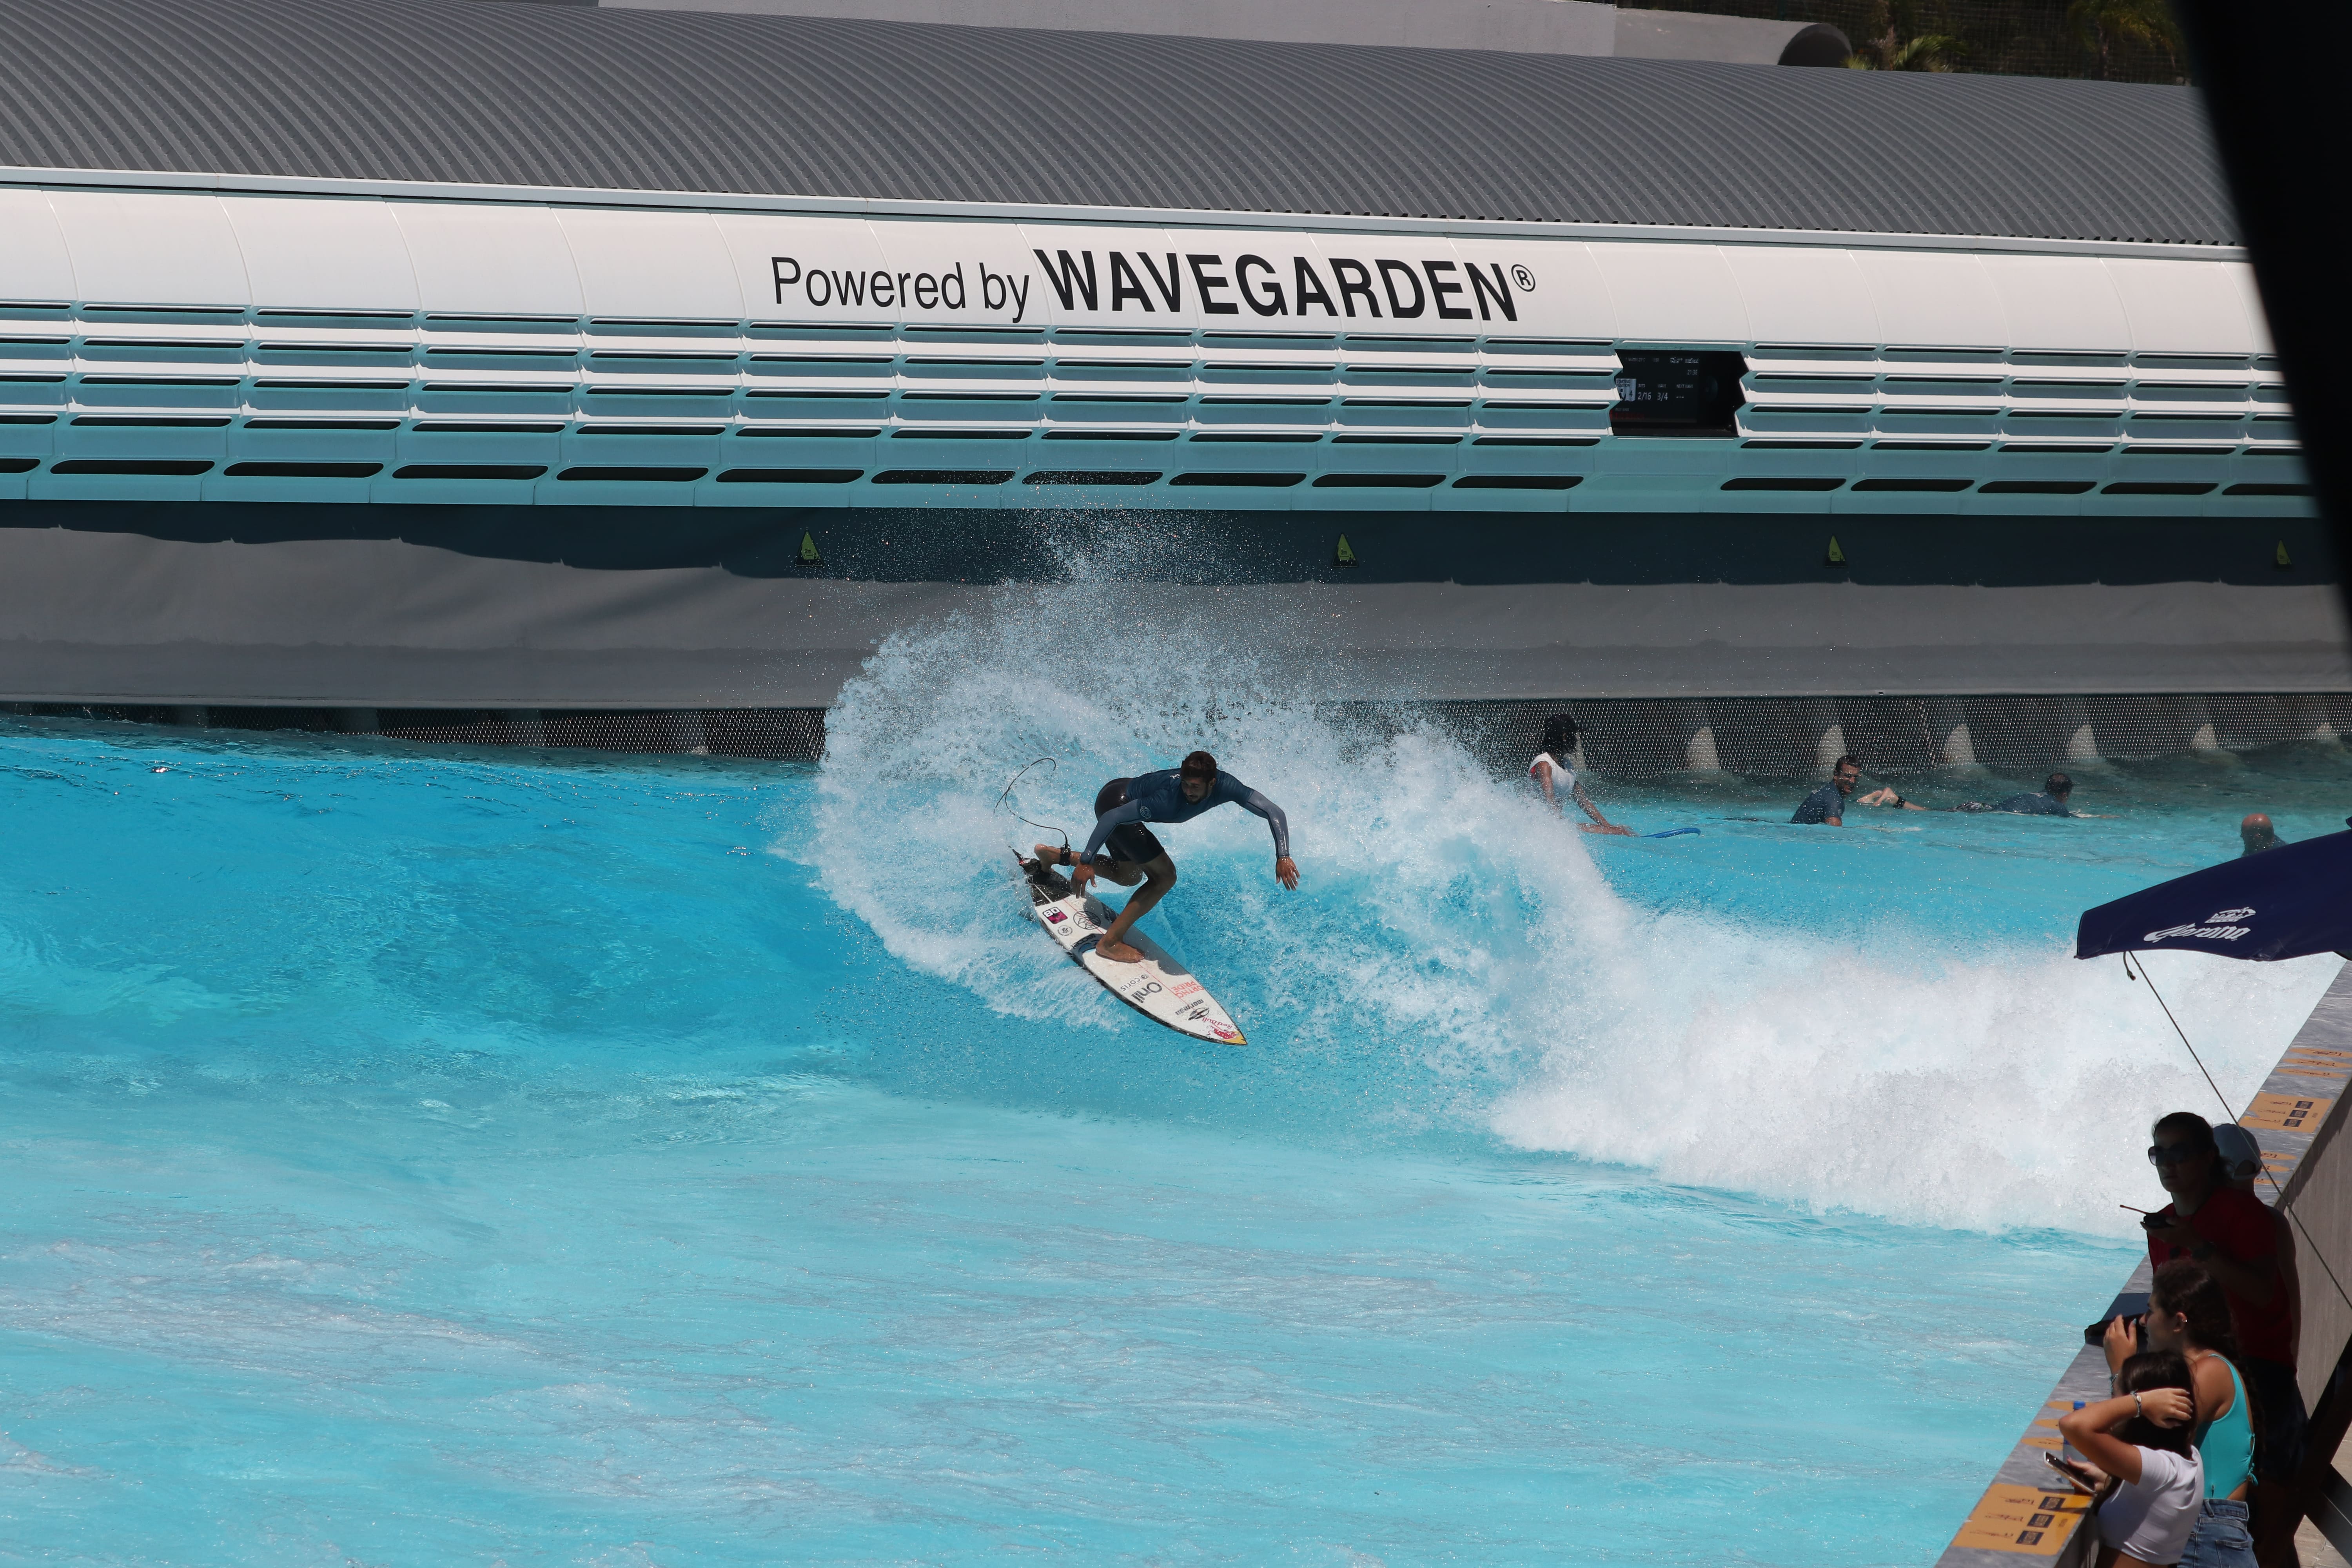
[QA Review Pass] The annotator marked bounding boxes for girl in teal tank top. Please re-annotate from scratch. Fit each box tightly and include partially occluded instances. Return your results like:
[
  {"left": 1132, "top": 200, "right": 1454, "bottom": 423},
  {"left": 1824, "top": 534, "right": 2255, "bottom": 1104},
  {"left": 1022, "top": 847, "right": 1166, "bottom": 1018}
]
[{"left": 2111, "top": 1261, "right": 2257, "bottom": 1566}]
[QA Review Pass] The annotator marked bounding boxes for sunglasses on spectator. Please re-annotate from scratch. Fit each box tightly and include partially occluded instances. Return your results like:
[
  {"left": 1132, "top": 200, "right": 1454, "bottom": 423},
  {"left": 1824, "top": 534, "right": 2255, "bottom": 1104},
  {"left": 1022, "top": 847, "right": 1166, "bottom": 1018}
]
[{"left": 2147, "top": 1145, "right": 2205, "bottom": 1167}]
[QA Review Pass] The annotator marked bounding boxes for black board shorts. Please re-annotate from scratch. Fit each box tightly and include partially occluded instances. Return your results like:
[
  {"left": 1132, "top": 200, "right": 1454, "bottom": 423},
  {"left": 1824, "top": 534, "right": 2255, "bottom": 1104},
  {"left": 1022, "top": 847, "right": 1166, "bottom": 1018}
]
[{"left": 1092, "top": 777, "right": 1167, "bottom": 866}]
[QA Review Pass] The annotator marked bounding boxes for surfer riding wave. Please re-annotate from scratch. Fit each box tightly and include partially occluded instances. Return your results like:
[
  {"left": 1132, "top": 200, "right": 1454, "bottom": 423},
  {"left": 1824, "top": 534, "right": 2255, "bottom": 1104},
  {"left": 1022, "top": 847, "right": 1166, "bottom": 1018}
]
[{"left": 1032, "top": 750, "right": 1299, "bottom": 964}]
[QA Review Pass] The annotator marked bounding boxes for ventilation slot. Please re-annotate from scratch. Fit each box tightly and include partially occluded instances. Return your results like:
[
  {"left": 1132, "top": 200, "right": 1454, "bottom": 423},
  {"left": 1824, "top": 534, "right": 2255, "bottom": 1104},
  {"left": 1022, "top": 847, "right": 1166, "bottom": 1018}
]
[
  {"left": 51, "top": 459, "right": 214, "bottom": 475},
  {"left": 1312, "top": 473, "right": 1443, "bottom": 489},
  {"left": 1979, "top": 480, "right": 2096, "bottom": 495},
  {"left": 2102, "top": 482, "right": 2217, "bottom": 496},
  {"left": 0, "top": 457, "right": 35, "bottom": 474},
  {"left": 1721, "top": 477, "right": 1843, "bottom": 492},
  {"left": 716, "top": 469, "right": 862, "bottom": 484},
  {"left": 1170, "top": 472, "right": 1304, "bottom": 488},
  {"left": 1452, "top": 475, "right": 1581, "bottom": 490},
  {"left": 738, "top": 426, "right": 882, "bottom": 440},
  {"left": 555, "top": 466, "right": 708, "bottom": 482},
  {"left": 71, "top": 415, "right": 230, "bottom": 427},
  {"left": 1851, "top": 478, "right": 1972, "bottom": 492},
  {"left": 1022, "top": 471, "right": 1160, "bottom": 486},
  {"left": 871, "top": 469, "right": 1013, "bottom": 485},
  {"left": 222, "top": 462, "right": 384, "bottom": 478},
  {"left": 2226, "top": 483, "right": 2313, "bottom": 497},
  {"left": 392, "top": 464, "right": 547, "bottom": 480},
  {"left": 410, "top": 421, "right": 566, "bottom": 434},
  {"left": 244, "top": 418, "right": 401, "bottom": 430}
]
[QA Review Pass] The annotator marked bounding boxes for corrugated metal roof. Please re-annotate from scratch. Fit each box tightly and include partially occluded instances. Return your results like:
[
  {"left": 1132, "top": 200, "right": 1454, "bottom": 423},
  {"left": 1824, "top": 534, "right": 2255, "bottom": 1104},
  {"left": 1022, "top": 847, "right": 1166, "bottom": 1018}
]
[{"left": 0, "top": 0, "right": 2235, "bottom": 243}]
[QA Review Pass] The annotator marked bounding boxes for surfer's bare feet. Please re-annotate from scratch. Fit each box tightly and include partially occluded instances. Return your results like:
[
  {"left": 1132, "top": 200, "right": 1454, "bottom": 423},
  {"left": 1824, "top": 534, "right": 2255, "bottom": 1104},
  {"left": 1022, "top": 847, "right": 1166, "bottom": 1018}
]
[{"left": 1096, "top": 937, "right": 1144, "bottom": 963}]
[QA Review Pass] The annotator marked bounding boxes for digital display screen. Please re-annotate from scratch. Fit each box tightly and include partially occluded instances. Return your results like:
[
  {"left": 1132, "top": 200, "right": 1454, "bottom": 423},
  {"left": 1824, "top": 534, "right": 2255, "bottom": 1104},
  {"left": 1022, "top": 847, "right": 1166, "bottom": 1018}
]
[{"left": 1609, "top": 349, "right": 1746, "bottom": 435}]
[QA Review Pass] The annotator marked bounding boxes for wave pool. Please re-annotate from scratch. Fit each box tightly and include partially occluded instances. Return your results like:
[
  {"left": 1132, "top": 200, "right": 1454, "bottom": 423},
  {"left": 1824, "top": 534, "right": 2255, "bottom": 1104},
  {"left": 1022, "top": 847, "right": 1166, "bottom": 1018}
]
[{"left": 2, "top": 628, "right": 2344, "bottom": 1564}]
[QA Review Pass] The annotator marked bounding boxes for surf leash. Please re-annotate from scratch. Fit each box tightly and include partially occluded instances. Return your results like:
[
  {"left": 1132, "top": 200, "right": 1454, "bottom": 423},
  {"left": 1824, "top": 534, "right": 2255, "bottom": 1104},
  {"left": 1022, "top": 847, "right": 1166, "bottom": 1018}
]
[
  {"left": 1642, "top": 827, "right": 1701, "bottom": 839},
  {"left": 997, "top": 756, "right": 1071, "bottom": 863}
]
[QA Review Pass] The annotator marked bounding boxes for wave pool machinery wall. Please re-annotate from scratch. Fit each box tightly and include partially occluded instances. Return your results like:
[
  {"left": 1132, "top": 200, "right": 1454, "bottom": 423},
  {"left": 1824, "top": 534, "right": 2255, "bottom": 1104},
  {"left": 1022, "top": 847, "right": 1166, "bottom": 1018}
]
[{"left": 0, "top": 175, "right": 2334, "bottom": 711}]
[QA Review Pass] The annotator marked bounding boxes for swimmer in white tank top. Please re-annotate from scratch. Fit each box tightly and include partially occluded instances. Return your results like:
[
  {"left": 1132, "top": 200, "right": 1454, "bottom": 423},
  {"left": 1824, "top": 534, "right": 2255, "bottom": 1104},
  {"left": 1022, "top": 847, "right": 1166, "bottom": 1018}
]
[{"left": 1530, "top": 715, "right": 1633, "bottom": 836}]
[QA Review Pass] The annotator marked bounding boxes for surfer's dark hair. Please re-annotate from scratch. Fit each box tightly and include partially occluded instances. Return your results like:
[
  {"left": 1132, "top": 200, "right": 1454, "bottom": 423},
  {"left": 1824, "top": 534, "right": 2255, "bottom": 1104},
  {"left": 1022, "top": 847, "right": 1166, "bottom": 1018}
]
[
  {"left": 1541, "top": 714, "right": 1579, "bottom": 755},
  {"left": 1180, "top": 750, "right": 1218, "bottom": 780},
  {"left": 2047, "top": 771, "right": 2073, "bottom": 795}
]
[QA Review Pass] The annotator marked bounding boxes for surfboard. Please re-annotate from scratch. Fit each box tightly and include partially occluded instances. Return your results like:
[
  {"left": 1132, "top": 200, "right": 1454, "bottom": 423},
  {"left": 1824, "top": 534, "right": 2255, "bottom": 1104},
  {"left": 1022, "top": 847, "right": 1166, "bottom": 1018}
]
[{"left": 1016, "top": 857, "right": 1246, "bottom": 1046}]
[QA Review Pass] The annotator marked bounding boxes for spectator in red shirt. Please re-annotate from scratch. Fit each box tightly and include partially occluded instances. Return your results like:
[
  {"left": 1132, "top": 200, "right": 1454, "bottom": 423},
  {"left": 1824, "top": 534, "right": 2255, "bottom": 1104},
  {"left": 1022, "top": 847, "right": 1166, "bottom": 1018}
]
[{"left": 2143, "top": 1111, "right": 2306, "bottom": 1566}]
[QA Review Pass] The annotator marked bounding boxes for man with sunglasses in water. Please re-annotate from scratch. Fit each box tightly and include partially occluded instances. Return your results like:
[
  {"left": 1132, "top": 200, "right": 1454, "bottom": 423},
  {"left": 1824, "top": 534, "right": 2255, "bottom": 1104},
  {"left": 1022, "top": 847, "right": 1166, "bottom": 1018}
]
[
  {"left": 1032, "top": 750, "right": 1298, "bottom": 964},
  {"left": 2142, "top": 1111, "right": 2305, "bottom": 1563}
]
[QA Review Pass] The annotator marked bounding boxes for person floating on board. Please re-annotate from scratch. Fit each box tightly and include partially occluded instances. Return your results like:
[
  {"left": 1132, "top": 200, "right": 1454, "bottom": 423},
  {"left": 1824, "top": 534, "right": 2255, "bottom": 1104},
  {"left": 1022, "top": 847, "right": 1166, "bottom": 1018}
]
[
  {"left": 1958, "top": 772, "right": 2078, "bottom": 816},
  {"left": 1789, "top": 754, "right": 1921, "bottom": 825},
  {"left": 1528, "top": 715, "right": 1633, "bottom": 836},
  {"left": 1032, "top": 750, "right": 1297, "bottom": 965},
  {"left": 2240, "top": 813, "right": 2286, "bottom": 855}
]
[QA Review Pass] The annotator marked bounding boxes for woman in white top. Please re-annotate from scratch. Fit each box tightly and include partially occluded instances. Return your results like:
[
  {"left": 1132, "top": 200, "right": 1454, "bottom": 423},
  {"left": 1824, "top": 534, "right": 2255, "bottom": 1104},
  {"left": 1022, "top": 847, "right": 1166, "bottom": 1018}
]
[
  {"left": 1528, "top": 715, "right": 1633, "bottom": 837},
  {"left": 2054, "top": 1349, "right": 2205, "bottom": 1567}
]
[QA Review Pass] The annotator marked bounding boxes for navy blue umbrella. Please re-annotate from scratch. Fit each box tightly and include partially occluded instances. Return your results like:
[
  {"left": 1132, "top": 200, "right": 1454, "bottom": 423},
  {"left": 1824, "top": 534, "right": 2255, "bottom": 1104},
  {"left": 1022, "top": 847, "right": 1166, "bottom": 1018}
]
[{"left": 2076, "top": 822, "right": 2352, "bottom": 962}]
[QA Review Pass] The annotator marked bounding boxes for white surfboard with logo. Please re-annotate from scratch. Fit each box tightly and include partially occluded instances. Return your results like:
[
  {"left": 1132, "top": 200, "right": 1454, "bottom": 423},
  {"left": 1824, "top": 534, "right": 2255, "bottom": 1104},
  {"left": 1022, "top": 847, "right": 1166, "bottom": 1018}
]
[{"left": 1017, "top": 858, "right": 1245, "bottom": 1045}]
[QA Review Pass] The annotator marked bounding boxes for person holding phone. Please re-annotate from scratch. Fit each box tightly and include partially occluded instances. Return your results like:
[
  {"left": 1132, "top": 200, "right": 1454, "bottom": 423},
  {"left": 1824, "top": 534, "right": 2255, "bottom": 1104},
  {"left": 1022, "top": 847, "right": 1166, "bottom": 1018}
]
[
  {"left": 2053, "top": 1349, "right": 2203, "bottom": 1566},
  {"left": 2105, "top": 1261, "right": 2259, "bottom": 1568}
]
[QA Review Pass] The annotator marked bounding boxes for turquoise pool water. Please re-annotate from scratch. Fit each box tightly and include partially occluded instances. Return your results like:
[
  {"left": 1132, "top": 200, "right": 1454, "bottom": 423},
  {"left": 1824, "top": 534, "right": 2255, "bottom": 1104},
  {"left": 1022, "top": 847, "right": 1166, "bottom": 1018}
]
[{"left": 3, "top": 629, "right": 2344, "bottom": 1564}]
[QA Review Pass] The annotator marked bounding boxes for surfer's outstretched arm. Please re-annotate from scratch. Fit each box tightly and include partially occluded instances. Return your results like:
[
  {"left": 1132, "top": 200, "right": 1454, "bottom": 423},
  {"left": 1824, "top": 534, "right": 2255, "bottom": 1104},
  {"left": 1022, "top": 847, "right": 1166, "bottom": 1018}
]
[
  {"left": 1217, "top": 780, "right": 1298, "bottom": 888},
  {"left": 1570, "top": 779, "right": 1635, "bottom": 837}
]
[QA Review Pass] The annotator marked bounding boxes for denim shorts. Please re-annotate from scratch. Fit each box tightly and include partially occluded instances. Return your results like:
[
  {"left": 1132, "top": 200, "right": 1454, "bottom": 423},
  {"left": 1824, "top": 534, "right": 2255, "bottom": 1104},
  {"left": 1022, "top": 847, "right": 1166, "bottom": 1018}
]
[{"left": 2176, "top": 1499, "right": 2255, "bottom": 1568}]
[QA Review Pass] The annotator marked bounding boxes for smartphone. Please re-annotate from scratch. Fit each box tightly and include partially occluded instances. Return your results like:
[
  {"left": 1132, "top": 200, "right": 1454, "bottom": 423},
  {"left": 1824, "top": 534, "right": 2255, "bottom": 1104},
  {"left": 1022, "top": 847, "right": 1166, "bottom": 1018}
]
[{"left": 2043, "top": 1452, "right": 2097, "bottom": 1493}]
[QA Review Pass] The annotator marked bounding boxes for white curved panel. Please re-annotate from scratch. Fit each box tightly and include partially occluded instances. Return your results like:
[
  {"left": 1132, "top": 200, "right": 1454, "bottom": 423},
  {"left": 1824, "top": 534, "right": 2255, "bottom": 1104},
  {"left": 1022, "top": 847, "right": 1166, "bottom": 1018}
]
[
  {"left": 871, "top": 218, "right": 1054, "bottom": 327},
  {"left": 1454, "top": 237, "right": 1613, "bottom": 338},
  {"left": 48, "top": 189, "right": 249, "bottom": 306},
  {"left": 0, "top": 189, "right": 75, "bottom": 301},
  {"left": 223, "top": 195, "right": 419, "bottom": 312},
  {"left": 1852, "top": 250, "right": 2004, "bottom": 347},
  {"left": 1982, "top": 254, "right": 2129, "bottom": 351},
  {"left": 2102, "top": 259, "right": 2256, "bottom": 355},
  {"left": 1015, "top": 221, "right": 1196, "bottom": 329},
  {"left": 1589, "top": 242, "right": 1748, "bottom": 342},
  {"left": 392, "top": 202, "right": 583, "bottom": 316},
  {"left": 558, "top": 207, "right": 743, "bottom": 319},
  {"left": 715, "top": 212, "right": 890, "bottom": 322},
  {"left": 1721, "top": 245, "right": 1881, "bottom": 344},
  {"left": 2220, "top": 265, "right": 2275, "bottom": 356}
]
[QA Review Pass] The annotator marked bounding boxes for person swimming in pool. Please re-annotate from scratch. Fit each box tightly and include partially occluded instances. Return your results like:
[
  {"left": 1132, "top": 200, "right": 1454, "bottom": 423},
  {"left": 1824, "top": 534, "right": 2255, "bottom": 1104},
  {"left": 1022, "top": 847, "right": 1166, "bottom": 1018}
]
[{"left": 1031, "top": 750, "right": 1298, "bottom": 964}]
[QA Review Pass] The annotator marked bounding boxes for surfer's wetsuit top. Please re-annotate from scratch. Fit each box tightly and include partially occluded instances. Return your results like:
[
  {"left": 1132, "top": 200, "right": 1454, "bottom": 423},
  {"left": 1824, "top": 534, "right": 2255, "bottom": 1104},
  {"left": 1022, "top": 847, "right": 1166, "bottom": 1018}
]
[
  {"left": 1790, "top": 782, "right": 1849, "bottom": 824},
  {"left": 1994, "top": 791, "right": 2071, "bottom": 816},
  {"left": 1082, "top": 769, "right": 1291, "bottom": 867}
]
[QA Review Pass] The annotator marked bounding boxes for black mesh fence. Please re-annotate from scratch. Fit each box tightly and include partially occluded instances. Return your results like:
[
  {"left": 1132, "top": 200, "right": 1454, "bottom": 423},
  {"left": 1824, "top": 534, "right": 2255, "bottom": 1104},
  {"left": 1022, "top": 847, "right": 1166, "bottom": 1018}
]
[
  {"left": 1631, "top": 0, "right": 2191, "bottom": 84},
  {"left": 1322, "top": 694, "right": 2352, "bottom": 778},
  {"left": 9, "top": 693, "right": 2349, "bottom": 778}
]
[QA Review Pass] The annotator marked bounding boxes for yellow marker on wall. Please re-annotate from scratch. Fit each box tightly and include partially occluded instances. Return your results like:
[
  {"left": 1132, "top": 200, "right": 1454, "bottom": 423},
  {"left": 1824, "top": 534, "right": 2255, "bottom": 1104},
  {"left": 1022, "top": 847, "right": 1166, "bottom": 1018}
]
[
  {"left": 1826, "top": 535, "right": 1846, "bottom": 566},
  {"left": 799, "top": 531, "right": 822, "bottom": 565},
  {"left": 1335, "top": 534, "right": 1358, "bottom": 567},
  {"left": 2278, "top": 540, "right": 2294, "bottom": 569}
]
